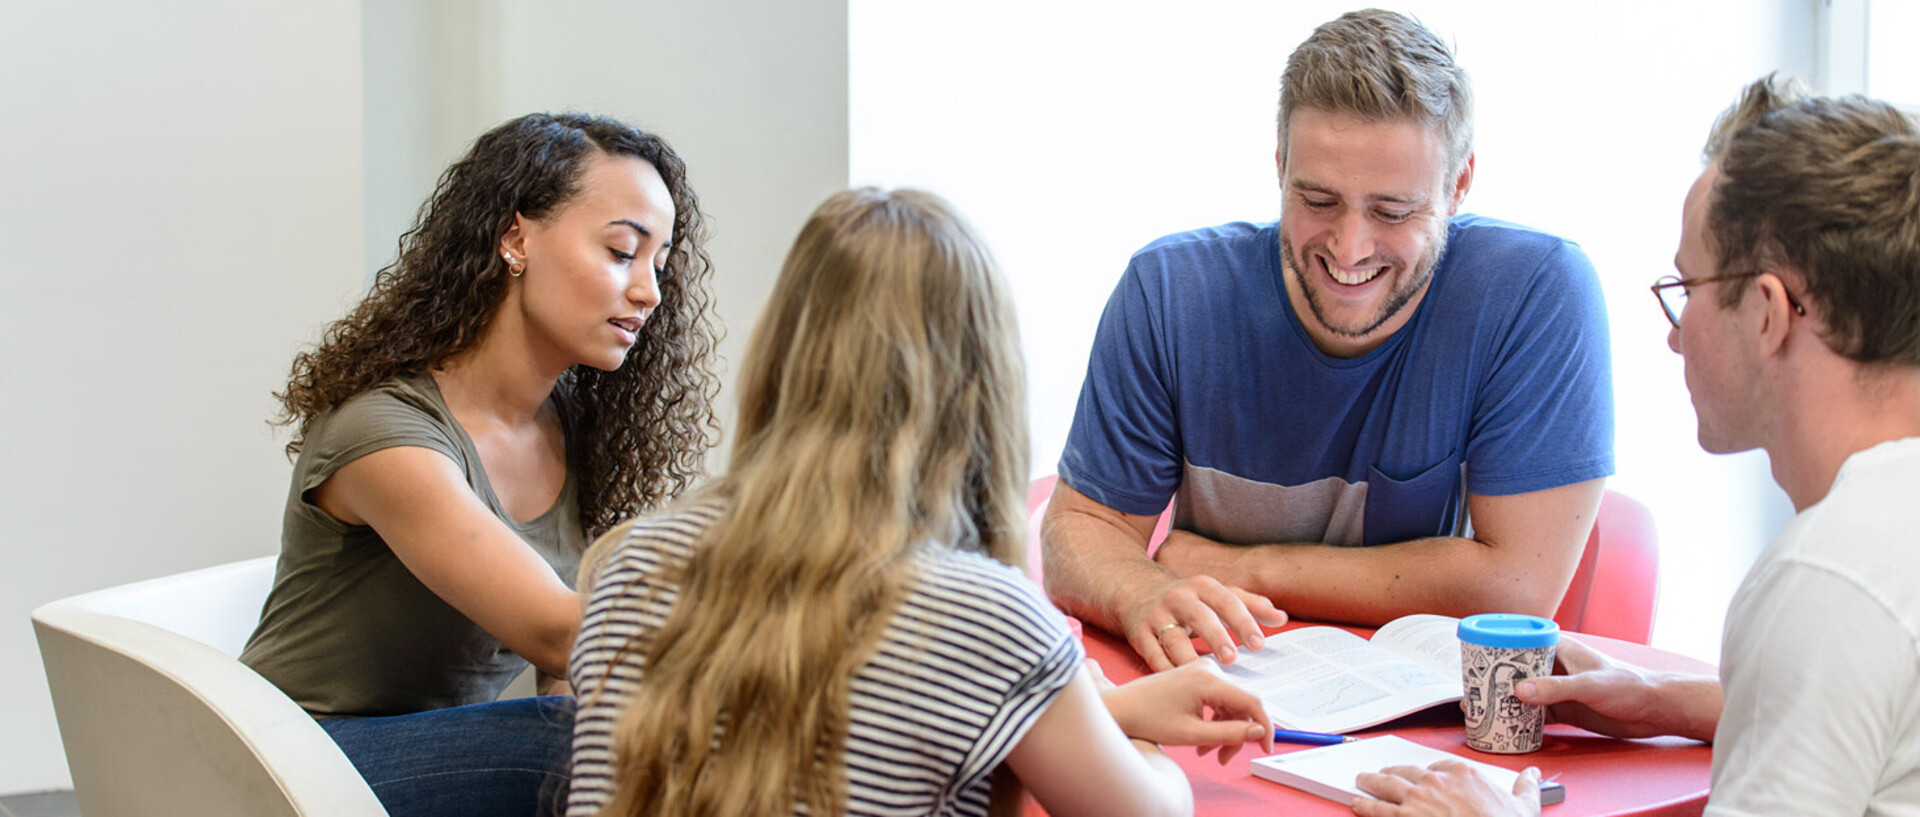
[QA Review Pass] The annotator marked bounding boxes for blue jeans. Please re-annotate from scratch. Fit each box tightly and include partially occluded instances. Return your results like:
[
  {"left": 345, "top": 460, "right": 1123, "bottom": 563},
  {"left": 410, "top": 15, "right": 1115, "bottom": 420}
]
[{"left": 319, "top": 696, "right": 575, "bottom": 817}]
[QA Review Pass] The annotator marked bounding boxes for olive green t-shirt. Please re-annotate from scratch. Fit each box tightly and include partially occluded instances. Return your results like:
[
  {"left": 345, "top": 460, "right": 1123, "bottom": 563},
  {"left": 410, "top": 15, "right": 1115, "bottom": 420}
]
[{"left": 240, "top": 373, "right": 584, "bottom": 717}]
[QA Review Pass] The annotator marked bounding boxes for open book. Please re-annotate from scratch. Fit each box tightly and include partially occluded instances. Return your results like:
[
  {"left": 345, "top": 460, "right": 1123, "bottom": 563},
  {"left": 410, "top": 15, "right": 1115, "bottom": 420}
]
[
  {"left": 1251, "top": 735, "right": 1566, "bottom": 806},
  {"left": 1207, "top": 613, "right": 1462, "bottom": 734}
]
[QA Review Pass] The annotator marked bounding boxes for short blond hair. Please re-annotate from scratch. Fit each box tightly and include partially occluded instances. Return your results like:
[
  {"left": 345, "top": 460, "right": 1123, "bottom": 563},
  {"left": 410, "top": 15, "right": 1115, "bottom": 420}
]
[
  {"left": 1703, "top": 75, "right": 1920, "bottom": 366},
  {"left": 1278, "top": 9, "right": 1473, "bottom": 174}
]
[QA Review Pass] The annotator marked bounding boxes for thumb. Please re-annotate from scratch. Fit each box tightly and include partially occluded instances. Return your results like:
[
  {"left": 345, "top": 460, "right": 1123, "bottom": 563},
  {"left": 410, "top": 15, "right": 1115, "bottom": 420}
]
[
  {"left": 1514, "top": 766, "right": 1541, "bottom": 800},
  {"left": 1084, "top": 658, "right": 1109, "bottom": 684},
  {"left": 1515, "top": 674, "right": 1580, "bottom": 706}
]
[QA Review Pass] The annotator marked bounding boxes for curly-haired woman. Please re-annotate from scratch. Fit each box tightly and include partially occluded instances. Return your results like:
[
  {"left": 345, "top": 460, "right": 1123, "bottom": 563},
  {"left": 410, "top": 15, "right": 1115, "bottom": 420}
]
[
  {"left": 239, "top": 113, "right": 720, "bottom": 817},
  {"left": 568, "top": 188, "right": 1273, "bottom": 817}
]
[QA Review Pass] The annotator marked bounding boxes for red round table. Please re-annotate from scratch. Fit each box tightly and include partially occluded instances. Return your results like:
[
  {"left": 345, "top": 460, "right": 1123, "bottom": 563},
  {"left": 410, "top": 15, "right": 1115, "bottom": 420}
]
[{"left": 1027, "top": 620, "right": 1715, "bottom": 816}]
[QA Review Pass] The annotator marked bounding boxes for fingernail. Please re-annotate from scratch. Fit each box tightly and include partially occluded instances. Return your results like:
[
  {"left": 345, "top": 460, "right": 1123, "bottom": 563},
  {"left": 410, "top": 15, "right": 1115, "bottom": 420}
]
[
  {"left": 1516, "top": 680, "right": 1535, "bottom": 697},
  {"left": 1246, "top": 724, "right": 1264, "bottom": 738},
  {"left": 1250, "top": 633, "right": 1265, "bottom": 650}
]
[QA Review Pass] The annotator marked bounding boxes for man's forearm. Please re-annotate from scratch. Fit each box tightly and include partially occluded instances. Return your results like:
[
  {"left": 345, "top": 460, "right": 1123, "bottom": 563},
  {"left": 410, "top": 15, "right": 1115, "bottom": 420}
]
[
  {"left": 1650, "top": 673, "right": 1722, "bottom": 744},
  {"left": 1157, "top": 481, "right": 1602, "bottom": 626},
  {"left": 1155, "top": 533, "right": 1570, "bottom": 626},
  {"left": 1044, "top": 482, "right": 1293, "bottom": 670},
  {"left": 1041, "top": 500, "right": 1171, "bottom": 634}
]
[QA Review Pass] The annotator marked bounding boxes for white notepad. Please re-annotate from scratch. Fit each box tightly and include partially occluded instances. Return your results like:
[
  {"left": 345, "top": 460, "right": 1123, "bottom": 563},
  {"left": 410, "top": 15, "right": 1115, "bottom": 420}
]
[{"left": 1250, "top": 735, "right": 1566, "bottom": 806}]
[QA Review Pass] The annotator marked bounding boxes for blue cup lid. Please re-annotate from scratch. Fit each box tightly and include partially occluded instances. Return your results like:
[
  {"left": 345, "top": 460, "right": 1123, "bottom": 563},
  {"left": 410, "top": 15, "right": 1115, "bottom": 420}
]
[{"left": 1457, "top": 613, "right": 1560, "bottom": 649}]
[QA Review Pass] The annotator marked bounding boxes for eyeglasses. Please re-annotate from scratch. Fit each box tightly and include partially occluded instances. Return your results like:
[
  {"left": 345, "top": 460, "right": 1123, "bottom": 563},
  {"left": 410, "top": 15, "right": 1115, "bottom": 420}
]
[{"left": 1649, "top": 272, "right": 1806, "bottom": 329}]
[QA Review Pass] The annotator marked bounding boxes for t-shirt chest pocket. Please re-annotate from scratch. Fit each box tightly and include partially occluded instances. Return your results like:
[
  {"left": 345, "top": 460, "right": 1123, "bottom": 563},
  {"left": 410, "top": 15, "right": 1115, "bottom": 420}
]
[{"left": 1363, "top": 450, "right": 1465, "bottom": 547}]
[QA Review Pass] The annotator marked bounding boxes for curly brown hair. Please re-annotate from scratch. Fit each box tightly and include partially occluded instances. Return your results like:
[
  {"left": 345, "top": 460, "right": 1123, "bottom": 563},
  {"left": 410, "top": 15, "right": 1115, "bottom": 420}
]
[{"left": 275, "top": 112, "right": 721, "bottom": 539}]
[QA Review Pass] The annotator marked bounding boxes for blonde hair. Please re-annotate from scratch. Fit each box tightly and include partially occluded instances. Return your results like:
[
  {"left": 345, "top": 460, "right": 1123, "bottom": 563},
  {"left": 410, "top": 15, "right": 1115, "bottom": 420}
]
[
  {"left": 590, "top": 187, "right": 1030, "bottom": 816},
  {"left": 1702, "top": 74, "right": 1920, "bottom": 365}
]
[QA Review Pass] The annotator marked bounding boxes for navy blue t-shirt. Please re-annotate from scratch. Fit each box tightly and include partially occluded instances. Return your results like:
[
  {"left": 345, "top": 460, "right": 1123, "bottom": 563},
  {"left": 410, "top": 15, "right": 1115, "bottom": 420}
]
[{"left": 1057, "top": 215, "right": 1613, "bottom": 548}]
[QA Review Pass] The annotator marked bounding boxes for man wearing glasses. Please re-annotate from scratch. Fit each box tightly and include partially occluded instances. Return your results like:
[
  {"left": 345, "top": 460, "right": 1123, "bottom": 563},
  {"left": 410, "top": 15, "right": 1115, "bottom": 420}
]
[
  {"left": 1045, "top": 9, "right": 1613, "bottom": 670},
  {"left": 1356, "top": 77, "right": 1920, "bottom": 816}
]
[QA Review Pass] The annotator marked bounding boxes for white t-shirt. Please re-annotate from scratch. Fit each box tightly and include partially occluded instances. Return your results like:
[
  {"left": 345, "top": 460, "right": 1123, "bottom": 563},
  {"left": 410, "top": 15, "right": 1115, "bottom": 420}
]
[
  {"left": 1709, "top": 437, "right": 1920, "bottom": 816},
  {"left": 566, "top": 497, "right": 1082, "bottom": 816}
]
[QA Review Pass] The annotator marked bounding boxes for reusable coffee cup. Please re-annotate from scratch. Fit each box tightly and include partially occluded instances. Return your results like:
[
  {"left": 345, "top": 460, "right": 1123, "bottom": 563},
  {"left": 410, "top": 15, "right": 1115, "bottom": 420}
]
[{"left": 1457, "top": 613, "right": 1559, "bottom": 754}]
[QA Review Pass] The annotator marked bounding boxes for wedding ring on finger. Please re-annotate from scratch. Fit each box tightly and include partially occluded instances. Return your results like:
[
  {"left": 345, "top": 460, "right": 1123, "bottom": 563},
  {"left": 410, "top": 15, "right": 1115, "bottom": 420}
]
[{"left": 1153, "top": 622, "right": 1183, "bottom": 638}]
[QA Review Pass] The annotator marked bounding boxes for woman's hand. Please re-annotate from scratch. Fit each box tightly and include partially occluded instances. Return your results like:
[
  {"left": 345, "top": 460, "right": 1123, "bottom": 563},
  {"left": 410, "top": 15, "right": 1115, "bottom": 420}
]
[
  {"left": 1352, "top": 761, "right": 1541, "bottom": 817},
  {"left": 536, "top": 672, "right": 572, "bottom": 697},
  {"left": 1097, "top": 660, "right": 1275, "bottom": 763}
]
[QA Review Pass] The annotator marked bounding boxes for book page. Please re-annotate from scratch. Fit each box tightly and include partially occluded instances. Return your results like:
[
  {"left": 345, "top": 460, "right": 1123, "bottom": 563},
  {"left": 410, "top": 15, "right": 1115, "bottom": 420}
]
[
  {"left": 1370, "top": 614, "right": 1463, "bottom": 674},
  {"left": 1209, "top": 626, "right": 1461, "bottom": 733}
]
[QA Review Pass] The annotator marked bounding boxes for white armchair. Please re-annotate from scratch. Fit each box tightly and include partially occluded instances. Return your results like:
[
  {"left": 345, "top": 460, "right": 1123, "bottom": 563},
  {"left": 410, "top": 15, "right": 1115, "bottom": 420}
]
[{"left": 32, "top": 556, "right": 386, "bottom": 817}]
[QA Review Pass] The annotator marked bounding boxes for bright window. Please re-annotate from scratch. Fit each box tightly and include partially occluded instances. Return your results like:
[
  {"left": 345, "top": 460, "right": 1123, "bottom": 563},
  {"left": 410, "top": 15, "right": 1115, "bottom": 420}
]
[{"left": 1869, "top": 0, "right": 1920, "bottom": 107}]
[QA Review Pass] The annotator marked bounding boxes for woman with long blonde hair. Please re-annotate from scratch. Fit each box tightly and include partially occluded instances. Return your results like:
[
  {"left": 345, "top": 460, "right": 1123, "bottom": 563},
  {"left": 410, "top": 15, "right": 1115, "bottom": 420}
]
[{"left": 568, "top": 187, "right": 1272, "bottom": 817}]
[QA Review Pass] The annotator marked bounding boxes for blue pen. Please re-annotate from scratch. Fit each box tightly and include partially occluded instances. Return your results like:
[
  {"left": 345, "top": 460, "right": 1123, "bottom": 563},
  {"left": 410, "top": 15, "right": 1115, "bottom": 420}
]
[{"left": 1272, "top": 728, "right": 1360, "bottom": 746}]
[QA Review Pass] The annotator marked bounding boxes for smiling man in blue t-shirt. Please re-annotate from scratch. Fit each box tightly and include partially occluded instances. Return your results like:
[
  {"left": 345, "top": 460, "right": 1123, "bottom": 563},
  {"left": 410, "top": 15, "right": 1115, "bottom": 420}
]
[{"left": 1043, "top": 10, "right": 1614, "bottom": 671}]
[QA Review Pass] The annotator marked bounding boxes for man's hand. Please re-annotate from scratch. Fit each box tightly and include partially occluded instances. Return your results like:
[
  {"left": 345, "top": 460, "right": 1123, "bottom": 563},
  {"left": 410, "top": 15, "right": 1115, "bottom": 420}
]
[
  {"left": 1052, "top": 478, "right": 1602, "bottom": 638},
  {"left": 1044, "top": 482, "right": 1288, "bottom": 671},
  {"left": 1514, "top": 637, "right": 1720, "bottom": 743},
  {"left": 1097, "top": 660, "right": 1276, "bottom": 764},
  {"left": 1122, "top": 571, "right": 1287, "bottom": 672},
  {"left": 1352, "top": 762, "right": 1541, "bottom": 817},
  {"left": 1151, "top": 528, "right": 1242, "bottom": 577}
]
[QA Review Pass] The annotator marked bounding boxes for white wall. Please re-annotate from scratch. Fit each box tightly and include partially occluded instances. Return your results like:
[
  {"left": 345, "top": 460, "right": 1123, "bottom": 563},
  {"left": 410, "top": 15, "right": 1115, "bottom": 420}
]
[
  {"left": 362, "top": 0, "right": 505, "bottom": 283},
  {"left": 849, "top": 0, "right": 1812, "bottom": 662},
  {"left": 0, "top": 1, "right": 366, "bottom": 794},
  {"left": 365, "top": 0, "right": 852, "bottom": 465},
  {"left": 490, "top": 0, "right": 851, "bottom": 461},
  {"left": 3, "top": 0, "right": 847, "bottom": 795}
]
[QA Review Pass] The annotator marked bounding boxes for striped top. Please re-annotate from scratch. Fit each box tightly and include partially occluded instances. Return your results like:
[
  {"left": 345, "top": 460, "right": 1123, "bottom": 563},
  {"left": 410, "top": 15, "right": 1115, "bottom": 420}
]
[{"left": 566, "top": 497, "right": 1083, "bottom": 816}]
